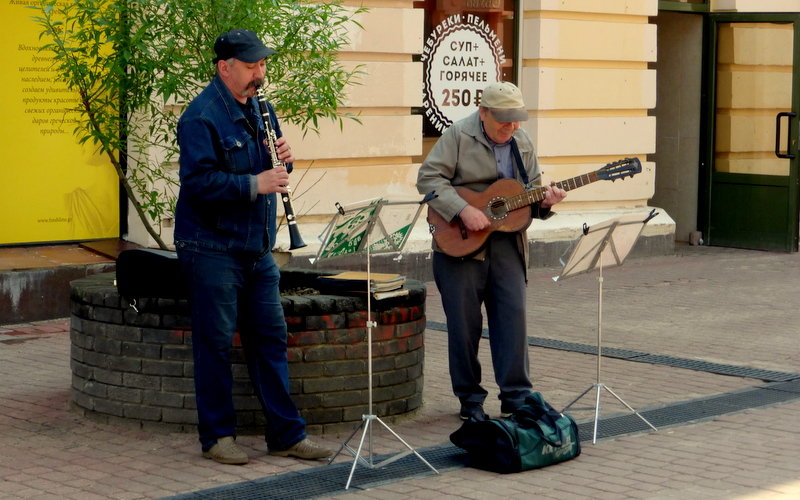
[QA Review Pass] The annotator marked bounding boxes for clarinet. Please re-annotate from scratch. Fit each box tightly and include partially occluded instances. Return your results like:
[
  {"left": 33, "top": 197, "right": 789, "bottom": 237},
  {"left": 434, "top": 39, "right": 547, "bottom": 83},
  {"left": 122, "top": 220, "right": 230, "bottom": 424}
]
[{"left": 255, "top": 87, "right": 307, "bottom": 250}]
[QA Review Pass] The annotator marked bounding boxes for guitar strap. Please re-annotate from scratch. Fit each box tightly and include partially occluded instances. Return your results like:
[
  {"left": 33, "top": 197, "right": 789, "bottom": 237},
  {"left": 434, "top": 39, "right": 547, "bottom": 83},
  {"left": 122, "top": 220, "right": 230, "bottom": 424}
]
[
  {"left": 510, "top": 138, "right": 529, "bottom": 185},
  {"left": 509, "top": 137, "right": 533, "bottom": 272}
]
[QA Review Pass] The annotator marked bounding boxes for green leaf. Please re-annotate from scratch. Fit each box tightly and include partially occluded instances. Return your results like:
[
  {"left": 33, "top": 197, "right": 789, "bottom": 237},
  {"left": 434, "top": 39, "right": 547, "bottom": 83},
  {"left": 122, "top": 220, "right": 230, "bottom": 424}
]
[{"left": 30, "top": 0, "right": 366, "bottom": 249}]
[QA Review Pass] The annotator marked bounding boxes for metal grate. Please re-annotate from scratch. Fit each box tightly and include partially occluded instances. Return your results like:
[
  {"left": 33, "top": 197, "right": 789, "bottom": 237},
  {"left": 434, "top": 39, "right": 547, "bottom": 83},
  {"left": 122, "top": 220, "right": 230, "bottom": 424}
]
[
  {"left": 166, "top": 326, "right": 800, "bottom": 499},
  {"left": 764, "top": 379, "right": 800, "bottom": 394},
  {"left": 162, "top": 445, "right": 461, "bottom": 500},
  {"left": 633, "top": 354, "right": 798, "bottom": 382},
  {"left": 527, "top": 336, "right": 647, "bottom": 359},
  {"left": 582, "top": 384, "right": 800, "bottom": 441},
  {"left": 163, "top": 383, "right": 800, "bottom": 500},
  {"left": 426, "top": 321, "right": 800, "bottom": 382}
]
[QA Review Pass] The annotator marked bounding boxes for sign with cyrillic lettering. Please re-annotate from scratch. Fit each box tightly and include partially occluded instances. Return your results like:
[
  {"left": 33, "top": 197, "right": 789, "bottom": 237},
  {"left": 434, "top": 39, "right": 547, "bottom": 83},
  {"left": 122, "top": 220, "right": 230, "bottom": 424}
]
[
  {"left": 421, "top": 13, "right": 504, "bottom": 133},
  {"left": 0, "top": 1, "right": 119, "bottom": 245}
]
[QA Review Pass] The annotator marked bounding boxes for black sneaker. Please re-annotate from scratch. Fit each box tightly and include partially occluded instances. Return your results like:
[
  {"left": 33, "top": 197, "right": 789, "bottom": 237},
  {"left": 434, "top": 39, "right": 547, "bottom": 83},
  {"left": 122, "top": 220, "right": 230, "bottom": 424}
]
[
  {"left": 459, "top": 403, "right": 488, "bottom": 422},
  {"left": 500, "top": 403, "right": 519, "bottom": 418}
]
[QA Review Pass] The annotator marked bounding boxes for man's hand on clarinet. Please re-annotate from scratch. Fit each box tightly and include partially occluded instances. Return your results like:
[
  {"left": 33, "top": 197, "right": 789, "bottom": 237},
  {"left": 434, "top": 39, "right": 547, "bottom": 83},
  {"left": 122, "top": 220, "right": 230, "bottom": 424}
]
[
  {"left": 256, "top": 167, "right": 289, "bottom": 195},
  {"left": 273, "top": 136, "right": 295, "bottom": 164}
]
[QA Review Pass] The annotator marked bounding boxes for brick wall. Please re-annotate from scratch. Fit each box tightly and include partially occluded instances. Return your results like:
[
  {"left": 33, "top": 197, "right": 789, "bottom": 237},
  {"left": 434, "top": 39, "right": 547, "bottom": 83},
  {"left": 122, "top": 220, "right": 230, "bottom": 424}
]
[{"left": 69, "top": 268, "right": 426, "bottom": 435}]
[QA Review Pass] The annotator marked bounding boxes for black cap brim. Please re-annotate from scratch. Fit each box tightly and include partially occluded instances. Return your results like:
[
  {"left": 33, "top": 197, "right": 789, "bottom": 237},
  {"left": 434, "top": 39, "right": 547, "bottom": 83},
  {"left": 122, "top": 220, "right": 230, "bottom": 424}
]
[
  {"left": 214, "top": 46, "right": 276, "bottom": 63},
  {"left": 236, "top": 46, "right": 276, "bottom": 63}
]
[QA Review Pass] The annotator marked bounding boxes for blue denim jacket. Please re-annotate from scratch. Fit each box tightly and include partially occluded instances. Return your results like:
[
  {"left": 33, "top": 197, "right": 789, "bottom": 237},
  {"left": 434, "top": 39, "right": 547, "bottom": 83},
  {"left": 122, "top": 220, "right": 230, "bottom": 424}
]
[{"left": 174, "top": 75, "right": 291, "bottom": 254}]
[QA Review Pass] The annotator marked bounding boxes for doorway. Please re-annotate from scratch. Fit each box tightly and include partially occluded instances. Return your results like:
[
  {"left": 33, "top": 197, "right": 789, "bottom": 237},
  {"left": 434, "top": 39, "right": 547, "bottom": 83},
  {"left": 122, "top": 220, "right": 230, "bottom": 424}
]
[
  {"left": 701, "top": 14, "right": 800, "bottom": 251},
  {"left": 651, "top": 11, "right": 704, "bottom": 244}
]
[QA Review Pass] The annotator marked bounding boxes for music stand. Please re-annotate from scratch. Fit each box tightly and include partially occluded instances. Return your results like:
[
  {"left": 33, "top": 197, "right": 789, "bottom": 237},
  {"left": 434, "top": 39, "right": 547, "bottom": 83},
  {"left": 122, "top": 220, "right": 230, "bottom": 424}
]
[
  {"left": 556, "top": 210, "right": 659, "bottom": 443},
  {"left": 316, "top": 197, "right": 439, "bottom": 489}
]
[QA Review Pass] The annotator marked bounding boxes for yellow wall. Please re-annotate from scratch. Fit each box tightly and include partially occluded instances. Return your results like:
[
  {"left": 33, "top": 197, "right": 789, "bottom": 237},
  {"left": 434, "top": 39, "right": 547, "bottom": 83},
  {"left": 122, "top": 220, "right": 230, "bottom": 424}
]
[
  {"left": 130, "top": 2, "right": 426, "bottom": 249},
  {"left": 1, "top": 1, "right": 119, "bottom": 246},
  {"left": 712, "top": 0, "right": 800, "bottom": 12},
  {"left": 11, "top": 0, "right": 800, "bottom": 250},
  {"left": 282, "top": 3, "right": 425, "bottom": 223},
  {"left": 521, "top": 0, "right": 658, "bottom": 209},
  {"left": 132, "top": 0, "right": 666, "bottom": 250}
]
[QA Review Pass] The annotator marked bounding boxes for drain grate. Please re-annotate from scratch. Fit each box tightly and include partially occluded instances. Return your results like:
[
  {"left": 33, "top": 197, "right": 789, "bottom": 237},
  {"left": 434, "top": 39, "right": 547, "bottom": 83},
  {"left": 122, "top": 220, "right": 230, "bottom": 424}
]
[
  {"left": 528, "top": 336, "right": 647, "bottom": 359},
  {"left": 632, "top": 354, "right": 798, "bottom": 382},
  {"left": 166, "top": 327, "right": 800, "bottom": 499},
  {"left": 582, "top": 384, "right": 800, "bottom": 441},
  {"left": 426, "top": 322, "right": 800, "bottom": 382},
  {"left": 163, "top": 383, "right": 800, "bottom": 500},
  {"left": 163, "top": 445, "right": 462, "bottom": 500},
  {"left": 764, "top": 379, "right": 800, "bottom": 394}
]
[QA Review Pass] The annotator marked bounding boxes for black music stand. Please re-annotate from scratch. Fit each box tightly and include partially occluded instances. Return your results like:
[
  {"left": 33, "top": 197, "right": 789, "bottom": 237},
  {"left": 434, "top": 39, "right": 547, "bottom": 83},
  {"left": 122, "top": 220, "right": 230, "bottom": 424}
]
[
  {"left": 556, "top": 210, "right": 659, "bottom": 443},
  {"left": 316, "top": 196, "right": 438, "bottom": 490}
]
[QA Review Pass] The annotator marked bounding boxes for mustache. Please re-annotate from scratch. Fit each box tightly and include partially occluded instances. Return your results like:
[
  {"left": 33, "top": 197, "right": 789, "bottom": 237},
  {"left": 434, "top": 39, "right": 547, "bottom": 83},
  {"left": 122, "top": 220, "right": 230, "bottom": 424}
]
[{"left": 249, "top": 78, "right": 266, "bottom": 90}]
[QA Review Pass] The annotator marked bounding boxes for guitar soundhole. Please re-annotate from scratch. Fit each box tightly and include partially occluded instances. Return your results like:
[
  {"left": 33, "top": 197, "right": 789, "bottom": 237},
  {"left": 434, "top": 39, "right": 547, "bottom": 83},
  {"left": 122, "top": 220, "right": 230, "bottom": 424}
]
[{"left": 487, "top": 197, "right": 508, "bottom": 220}]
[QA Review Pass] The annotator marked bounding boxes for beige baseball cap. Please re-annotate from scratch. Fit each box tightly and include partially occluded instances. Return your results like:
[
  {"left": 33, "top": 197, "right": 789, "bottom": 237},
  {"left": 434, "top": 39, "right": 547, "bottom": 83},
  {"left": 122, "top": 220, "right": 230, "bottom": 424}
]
[{"left": 480, "top": 81, "right": 528, "bottom": 122}]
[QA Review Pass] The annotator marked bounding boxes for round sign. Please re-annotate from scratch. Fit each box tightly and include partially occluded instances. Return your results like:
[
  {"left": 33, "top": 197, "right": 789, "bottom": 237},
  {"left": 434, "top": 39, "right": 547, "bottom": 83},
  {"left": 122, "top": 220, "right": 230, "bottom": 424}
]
[{"left": 422, "top": 15, "right": 505, "bottom": 133}]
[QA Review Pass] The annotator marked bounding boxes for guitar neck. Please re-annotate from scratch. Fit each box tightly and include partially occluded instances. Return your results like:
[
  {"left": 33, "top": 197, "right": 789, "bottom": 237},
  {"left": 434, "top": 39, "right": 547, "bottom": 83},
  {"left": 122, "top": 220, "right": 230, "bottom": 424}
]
[{"left": 507, "top": 171, "right": 599, "bottom": 211}]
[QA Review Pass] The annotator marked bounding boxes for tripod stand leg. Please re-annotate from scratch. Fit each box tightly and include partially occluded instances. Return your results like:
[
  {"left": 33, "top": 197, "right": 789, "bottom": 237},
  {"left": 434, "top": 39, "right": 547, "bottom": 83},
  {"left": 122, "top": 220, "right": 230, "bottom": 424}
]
[
  {"left": 329, "top": 417, "right": 367, "bottom": 464},
  {"left": 602, "top": 385, "right": 658, "bottom": 432},
  {"left": 561, "top": 384, "right": 596, "bottom": 412},
  {"left": 593, "top": 384, "right": 602, "bottom": 444},
  {"left": 344, "top": 417, "right": 374, "bottom": 490},
  {"left": 563, "top": 383, "right": 656, "bottom": 444},
  {"left": 335, "top": 415, "right": 438, "bottom": 490},
  {"left": 561, "top": 383, "right": 604, "bottom": 443},
  {"left": 374, "top": 417, "right": 439, "bottom": 474}
]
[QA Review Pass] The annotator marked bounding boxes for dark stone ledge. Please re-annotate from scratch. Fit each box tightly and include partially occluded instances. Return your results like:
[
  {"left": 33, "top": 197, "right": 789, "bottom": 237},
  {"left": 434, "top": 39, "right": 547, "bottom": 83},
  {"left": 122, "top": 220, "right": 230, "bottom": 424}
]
[{"left": 69, "top": 268, "right": 426, "bottom": 435}]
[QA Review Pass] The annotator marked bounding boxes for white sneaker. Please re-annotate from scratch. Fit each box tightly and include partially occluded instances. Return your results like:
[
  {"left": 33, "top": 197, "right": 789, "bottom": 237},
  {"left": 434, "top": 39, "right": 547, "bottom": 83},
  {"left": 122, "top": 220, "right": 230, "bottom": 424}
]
[
  {"left": 269, "top": 437, "right": 333, "bottom": 460},
  {"left": 202, "top": 436, "right": 249, "bottom": 465}
]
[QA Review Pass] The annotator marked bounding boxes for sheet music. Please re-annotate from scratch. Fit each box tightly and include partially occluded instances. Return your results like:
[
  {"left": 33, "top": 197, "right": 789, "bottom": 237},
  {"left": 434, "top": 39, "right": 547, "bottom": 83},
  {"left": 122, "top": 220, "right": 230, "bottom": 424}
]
[
  {"left": 316, "top": 198, "right": 425, "bottom": 261},
  {"left": 555, "top": 212, "right": 655, "bottom": 281}
]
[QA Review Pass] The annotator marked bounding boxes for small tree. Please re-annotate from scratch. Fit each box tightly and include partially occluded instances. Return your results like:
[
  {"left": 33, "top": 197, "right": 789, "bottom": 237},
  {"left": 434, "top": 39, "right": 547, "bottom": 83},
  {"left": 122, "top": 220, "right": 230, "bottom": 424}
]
[{"left": 33, "top": 0, "right": 364, "bottom": 249}]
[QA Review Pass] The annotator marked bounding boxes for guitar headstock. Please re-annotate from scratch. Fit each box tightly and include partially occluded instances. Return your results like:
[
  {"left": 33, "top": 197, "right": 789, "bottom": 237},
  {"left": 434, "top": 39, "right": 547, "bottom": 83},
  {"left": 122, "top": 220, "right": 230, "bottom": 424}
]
[{"left": 597, "top": 157, "right": 642, "bottom": 181}]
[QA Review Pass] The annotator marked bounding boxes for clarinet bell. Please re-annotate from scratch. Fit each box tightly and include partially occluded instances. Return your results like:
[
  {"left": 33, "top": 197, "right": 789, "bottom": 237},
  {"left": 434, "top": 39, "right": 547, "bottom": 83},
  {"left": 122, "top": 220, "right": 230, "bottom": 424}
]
[{"left": 288, "top": 223, "right": 307, "bottom": 250}]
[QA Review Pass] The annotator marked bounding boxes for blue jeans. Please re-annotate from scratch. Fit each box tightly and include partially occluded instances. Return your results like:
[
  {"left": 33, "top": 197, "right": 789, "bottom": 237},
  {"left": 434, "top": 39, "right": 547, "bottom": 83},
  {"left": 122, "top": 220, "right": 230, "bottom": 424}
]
[{"left": 177, "top": 247, "right": 306, "bottom": 451}]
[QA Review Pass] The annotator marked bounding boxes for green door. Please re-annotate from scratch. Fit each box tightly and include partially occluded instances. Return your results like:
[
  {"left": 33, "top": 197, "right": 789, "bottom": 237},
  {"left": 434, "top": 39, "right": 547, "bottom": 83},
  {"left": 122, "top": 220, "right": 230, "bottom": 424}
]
[{"left": 702, "top": 14, "right": 800, "bottom": 251}]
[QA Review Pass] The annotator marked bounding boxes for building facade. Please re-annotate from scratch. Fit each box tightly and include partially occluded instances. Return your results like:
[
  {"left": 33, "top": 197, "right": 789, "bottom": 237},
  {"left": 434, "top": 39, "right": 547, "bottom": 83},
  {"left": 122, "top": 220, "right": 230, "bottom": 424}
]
[{"left": 6, "top": 0, "right": 800, "bottom": 278}]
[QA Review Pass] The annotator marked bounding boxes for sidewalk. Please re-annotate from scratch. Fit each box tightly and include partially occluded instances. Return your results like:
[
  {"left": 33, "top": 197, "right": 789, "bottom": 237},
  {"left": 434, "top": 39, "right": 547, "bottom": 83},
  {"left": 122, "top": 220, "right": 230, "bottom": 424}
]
[{"left": 1, "top": 245, "right": 799, "bottom": 499}]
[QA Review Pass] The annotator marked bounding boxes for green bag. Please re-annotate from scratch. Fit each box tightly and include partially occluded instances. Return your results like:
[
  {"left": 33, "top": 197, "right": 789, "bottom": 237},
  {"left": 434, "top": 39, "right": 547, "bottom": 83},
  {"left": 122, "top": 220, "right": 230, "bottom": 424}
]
[{"left": 450, "top": 392, "right": 581, "bottom": 473}]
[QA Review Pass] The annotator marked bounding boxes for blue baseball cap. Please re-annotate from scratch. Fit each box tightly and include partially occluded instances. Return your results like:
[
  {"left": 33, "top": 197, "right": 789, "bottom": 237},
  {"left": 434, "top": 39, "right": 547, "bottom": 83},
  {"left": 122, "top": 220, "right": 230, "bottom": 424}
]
[{"left": 213, "top": 29, "right": 276, "bottom": 63}]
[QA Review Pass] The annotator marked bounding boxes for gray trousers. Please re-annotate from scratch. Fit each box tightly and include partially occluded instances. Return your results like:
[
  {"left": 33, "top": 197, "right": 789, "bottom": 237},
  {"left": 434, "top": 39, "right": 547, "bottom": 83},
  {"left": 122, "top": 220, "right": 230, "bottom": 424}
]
[{"left": 433, "top": 232, "right": 533, "bottom": 409}]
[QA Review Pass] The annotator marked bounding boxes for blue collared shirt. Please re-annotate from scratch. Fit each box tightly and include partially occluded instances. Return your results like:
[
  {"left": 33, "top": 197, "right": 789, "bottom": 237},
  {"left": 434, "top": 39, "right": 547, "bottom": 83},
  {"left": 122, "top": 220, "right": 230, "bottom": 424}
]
[{"left": 480, "top": 121, "right": 515, "bottom": 179}]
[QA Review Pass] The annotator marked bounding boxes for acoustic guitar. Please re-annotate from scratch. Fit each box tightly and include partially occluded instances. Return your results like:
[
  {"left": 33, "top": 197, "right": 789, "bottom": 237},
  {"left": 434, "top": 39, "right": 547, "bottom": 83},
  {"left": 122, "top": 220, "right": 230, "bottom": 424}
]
[{"left": 426, "top": 157, "right": 642, "bottom": 257}]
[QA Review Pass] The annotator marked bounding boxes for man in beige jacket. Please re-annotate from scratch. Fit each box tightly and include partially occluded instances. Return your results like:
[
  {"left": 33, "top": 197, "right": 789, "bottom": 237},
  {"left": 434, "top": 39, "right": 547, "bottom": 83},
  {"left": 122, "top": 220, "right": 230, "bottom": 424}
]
[{"left": 417, "top": 81, "right": 566, "bottom": 422}]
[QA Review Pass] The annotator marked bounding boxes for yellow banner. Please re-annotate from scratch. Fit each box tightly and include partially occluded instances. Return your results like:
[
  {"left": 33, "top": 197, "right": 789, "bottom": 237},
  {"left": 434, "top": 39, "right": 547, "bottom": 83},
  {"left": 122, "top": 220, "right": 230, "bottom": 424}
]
[{"left": 0, "top": 0, "right": 119, "bottom": 245}]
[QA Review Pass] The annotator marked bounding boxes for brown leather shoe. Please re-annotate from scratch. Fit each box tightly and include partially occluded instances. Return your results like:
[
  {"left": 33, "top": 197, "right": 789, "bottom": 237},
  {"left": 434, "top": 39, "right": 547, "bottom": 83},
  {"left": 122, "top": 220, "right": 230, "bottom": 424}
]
[
  {"left": 269, "top": 437, "right": 333, "bottom": 460},
  {"left": 202, "top": 436, "right": 249, "bottom": 465}
]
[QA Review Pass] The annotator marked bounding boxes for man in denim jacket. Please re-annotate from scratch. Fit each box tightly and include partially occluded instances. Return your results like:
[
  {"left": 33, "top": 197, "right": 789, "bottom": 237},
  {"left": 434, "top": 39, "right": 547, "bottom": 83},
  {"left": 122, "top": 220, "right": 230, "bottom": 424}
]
[{"left": 174, "top": 29, "right": 331, "bottom": 465}]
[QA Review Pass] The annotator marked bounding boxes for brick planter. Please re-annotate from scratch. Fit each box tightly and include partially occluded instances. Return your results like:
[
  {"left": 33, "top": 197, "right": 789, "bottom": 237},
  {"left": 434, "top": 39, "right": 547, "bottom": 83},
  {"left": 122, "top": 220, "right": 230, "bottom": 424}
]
[{"left": 69, "top": 268, "right": 426, "bottom": 435}]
